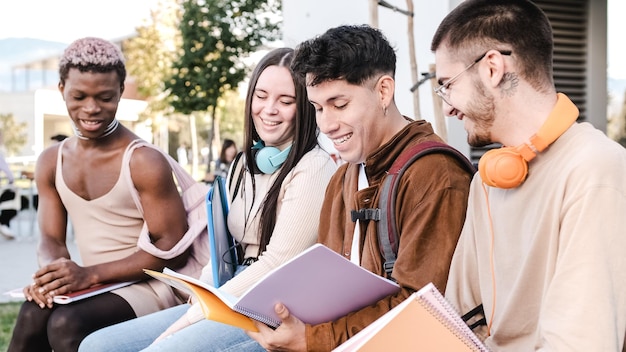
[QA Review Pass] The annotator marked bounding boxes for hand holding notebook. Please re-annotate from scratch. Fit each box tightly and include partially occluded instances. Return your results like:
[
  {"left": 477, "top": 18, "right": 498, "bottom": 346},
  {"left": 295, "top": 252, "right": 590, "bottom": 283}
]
[{"left": 144, "top": 244, "right": 400, "bottom": 331}]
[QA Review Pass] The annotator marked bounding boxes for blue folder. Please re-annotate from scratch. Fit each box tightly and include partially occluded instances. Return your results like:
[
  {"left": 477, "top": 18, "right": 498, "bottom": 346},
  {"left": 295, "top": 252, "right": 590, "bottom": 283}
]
[{"left": 206, "top": 175, "right": 238, "bottom": 288}]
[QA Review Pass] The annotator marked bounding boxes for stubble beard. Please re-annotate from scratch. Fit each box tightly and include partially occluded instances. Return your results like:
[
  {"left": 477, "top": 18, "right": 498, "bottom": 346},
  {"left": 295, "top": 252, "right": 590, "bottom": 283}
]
[{"left": 466, "top": 79, "right": 496, "bottom": 148}]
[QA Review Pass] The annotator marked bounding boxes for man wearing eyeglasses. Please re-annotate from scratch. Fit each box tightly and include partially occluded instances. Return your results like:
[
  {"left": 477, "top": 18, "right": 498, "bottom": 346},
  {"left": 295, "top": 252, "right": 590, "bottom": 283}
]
[{"left": 432, "top": 0, "right": 626, "bottom": 351}]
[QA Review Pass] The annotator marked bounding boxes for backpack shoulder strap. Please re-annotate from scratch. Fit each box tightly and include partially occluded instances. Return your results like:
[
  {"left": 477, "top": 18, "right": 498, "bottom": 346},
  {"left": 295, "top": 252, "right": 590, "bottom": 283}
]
[
  {"left": 227, "top": 151, "right": 245, "bottom": 200},
  {"left": 378, "top": 141, "right": 476, "bottom": 281}
]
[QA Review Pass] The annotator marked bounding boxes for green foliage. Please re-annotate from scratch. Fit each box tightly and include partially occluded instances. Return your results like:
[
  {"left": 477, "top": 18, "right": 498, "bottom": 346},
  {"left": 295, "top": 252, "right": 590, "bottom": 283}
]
[
  {"left": 164, "top": 0, "right": 280, "bottom": 174},
  {"left": 217, "top": 90, "right": 245, "bottom": 145},
  {"left": 0, "top": 113, "right": 28, "bottom": 156},
  {"left": 126, "top": 24, "right": 172, "bottom": 99},
  {"left": 197, "top": 89, "right": 246, "bottom": 148},
  {"left": 0, "top": 302, "right": 21, "bottom": 351},
  {"left": 124, "top": 0, "right": 181, "bottom": 119},
  {"left": 166, "top": 0, "right": 281, "bottom": 115}
]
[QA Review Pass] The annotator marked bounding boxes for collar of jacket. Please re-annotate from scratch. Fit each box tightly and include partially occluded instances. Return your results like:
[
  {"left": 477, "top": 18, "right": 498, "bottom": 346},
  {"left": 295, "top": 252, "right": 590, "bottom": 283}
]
[{"left": 361, "top": 119, "right": 437, "bottom": 184}]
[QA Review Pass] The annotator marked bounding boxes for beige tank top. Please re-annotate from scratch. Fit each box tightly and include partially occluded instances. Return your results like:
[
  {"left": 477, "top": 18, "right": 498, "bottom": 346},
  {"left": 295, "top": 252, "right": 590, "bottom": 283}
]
[
  {"left": 55, "top": 140, "right": 182, "bottom": 316},
  {"left": 56, "top": 140, "right": 144, "bottom": 265}
]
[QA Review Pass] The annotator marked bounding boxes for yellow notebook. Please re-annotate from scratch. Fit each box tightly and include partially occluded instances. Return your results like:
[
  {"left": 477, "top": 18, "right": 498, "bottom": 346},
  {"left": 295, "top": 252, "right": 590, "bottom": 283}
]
[
  {"left": 145, "top": 244, "right": 399, "bottom": 333},
  {"left": 144, "top": 268, "right": 258, "bottom": 332},
  {"left": 333, "top": 282, "right": 488, "bottom": 352}
]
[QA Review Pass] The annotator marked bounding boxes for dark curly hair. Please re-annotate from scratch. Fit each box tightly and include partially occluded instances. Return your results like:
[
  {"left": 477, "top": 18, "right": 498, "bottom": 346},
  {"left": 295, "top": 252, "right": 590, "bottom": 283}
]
[{"left": 291, "top": 24, "right": 396, "bottom": 87}]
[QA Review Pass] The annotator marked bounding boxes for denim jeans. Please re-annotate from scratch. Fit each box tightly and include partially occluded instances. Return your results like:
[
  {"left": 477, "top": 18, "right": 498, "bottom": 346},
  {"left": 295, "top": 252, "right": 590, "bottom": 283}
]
[
  {"left": 141, "top": 317, "right": 264, "bottom": 352},
  {"left": 79, "top": 265, "right": 265, "bottom": 352},
  {"left": 78, "top": 304, "right": 188, "bottom": 352}
]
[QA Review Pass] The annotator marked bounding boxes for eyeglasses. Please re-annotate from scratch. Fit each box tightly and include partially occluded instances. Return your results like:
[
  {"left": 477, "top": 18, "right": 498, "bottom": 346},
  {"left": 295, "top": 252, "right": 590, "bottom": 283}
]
[{"left": 434, "top": 50, "right": 512, "bottom": 105}]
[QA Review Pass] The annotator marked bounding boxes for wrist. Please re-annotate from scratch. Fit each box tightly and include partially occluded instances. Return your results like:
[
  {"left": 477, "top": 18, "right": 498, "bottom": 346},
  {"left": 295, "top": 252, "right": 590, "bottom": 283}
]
[{"left": 84, "top": 266, "right": 100, "bottom": 286}]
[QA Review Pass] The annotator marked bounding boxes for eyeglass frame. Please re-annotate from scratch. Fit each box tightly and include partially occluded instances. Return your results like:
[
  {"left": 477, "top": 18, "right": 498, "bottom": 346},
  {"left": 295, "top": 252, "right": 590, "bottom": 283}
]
[{"left": 434, "top": 50, "right": 512, "bottom": 105}]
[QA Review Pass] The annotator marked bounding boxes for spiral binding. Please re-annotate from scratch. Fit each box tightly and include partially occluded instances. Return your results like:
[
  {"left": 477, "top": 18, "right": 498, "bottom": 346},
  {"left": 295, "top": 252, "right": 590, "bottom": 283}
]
[
  {"left": 417, "top": 283, "right": 489, "bottom": 351},
  {"left": 235, "top": 305, "right": 281, "bottom": 328}
]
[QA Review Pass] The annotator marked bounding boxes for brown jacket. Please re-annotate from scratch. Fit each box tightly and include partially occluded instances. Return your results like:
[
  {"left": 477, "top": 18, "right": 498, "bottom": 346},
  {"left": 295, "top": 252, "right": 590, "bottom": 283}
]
[{"left": 305, "top": 120, "right": 473, "bottom": 351}]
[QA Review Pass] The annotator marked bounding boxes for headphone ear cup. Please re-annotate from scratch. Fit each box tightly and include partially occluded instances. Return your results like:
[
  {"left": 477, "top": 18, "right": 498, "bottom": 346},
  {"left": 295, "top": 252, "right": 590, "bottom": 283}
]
[
  {"left": 479, "top": 147, "right": 529, "bottom": 189},
  {"left": 255, "top": 146, "right": 282, "bottom": 174}
]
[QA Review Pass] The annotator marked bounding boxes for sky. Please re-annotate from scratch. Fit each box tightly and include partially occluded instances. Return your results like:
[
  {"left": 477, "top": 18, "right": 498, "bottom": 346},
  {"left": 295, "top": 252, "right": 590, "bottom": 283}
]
[
  {"left": 0, "top": 0, "right": 161, "bottom": 44},
  {"left": 0, "top": 0, "right": 624, "bottom": 78}
]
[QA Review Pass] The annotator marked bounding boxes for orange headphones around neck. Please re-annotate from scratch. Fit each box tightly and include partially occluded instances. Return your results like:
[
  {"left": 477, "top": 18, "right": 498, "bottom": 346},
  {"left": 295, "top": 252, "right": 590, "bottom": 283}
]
[{"left": 478, "top": 93, "right": 579, "bottom": 189}]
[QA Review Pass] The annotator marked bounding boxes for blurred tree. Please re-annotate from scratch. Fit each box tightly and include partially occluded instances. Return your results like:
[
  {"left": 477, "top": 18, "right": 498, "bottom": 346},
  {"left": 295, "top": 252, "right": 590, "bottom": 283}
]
[
  {"left": 614, "top": 91, "right": 626, "bottom": 147},
  {"left": 198, "top": 89, "right": 245, "bottom": 172},
  {"left": 165, "top": 0, "right": 281, "bottom": 177},
  {"left": 124, "top": 0, "right": 181, "bottom": 152},
  {"left": 216, "top": 90, "right": 245, "bottom": 147},
  {"left": 0, "top": 113, "right": 27, "bottom": 156},
  {"left": 607, "top": 90, "right": 626, "bottom": 148}
]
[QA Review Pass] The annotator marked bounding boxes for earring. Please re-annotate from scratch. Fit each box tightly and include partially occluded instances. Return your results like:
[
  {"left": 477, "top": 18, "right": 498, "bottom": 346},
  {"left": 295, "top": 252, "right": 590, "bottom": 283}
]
[{"left": 383, "top": 104, "right": 388, "bottom": 116}]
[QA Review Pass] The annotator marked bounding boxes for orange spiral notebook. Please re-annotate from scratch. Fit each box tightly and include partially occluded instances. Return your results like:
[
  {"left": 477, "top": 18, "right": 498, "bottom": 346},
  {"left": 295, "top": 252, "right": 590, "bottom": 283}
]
[{"left": 333, "top": 282, "right": 488, "bottom": 352}]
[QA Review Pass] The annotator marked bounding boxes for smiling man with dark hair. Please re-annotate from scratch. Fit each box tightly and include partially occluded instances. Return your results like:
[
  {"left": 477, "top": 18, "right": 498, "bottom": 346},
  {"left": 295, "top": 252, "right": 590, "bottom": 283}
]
[{"left": 246, "top": 24, "right": 473, "bottom": 352}]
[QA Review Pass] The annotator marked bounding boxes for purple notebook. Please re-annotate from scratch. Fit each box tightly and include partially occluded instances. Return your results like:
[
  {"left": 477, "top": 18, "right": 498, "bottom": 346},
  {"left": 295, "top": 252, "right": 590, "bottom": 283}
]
[{"left": 233, "top": 243, "right": 400, "bottom": 327}]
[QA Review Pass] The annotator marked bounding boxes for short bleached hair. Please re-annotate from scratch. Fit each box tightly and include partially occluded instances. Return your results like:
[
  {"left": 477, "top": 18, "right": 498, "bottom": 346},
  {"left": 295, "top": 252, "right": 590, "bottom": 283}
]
[{"left": 58, "top": 37, "right": 126, "bottom": 89}]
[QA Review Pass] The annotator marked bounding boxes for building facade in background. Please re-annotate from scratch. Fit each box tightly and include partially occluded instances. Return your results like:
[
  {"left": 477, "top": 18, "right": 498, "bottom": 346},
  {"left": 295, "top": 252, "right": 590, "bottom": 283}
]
[
  {"left": 0, "top": 0, "right": 609, "bottom": 166},
  {"left": 283, "top": 0, "right": 607, "bottom": 162}
]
